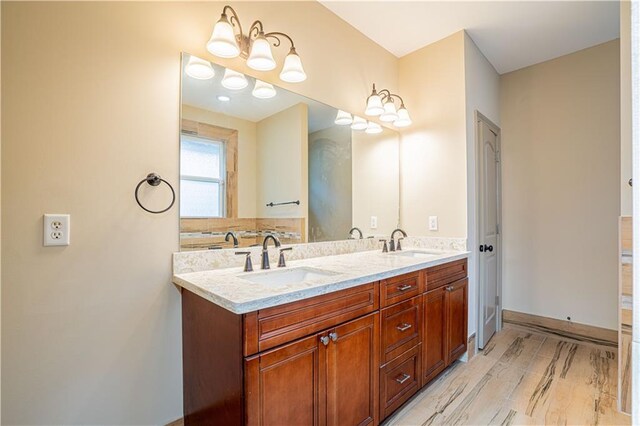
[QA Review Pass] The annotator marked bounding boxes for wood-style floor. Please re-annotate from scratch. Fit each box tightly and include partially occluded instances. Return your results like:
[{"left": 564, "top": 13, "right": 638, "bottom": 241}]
[{"left": 386, "top": 324, "right": 630, "bottom": 426}]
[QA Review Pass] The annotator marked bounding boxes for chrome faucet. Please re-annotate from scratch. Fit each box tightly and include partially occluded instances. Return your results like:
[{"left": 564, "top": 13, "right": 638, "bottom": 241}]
[
  {"left": 349, "top": 227, "right": 363, "bottom": 239},
  {"left": 261, "top": 234, "right": 281, "bottom": 269},
  {"left": 389, "top": 228, "right": 407, "bottom": 252},
  {"left": 225, "top": 231, "right": 239, "bottom": 248}
]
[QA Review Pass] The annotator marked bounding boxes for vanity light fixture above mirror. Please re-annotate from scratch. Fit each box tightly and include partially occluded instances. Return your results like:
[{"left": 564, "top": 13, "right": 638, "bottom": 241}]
[
  {"left": 365, "top": 84, "right": 412, "bottom": 128},
  {"left": 333, "top": 110, "right": 386, "bottom": 133},
  {"left": 185, "top": 56, "right": 216, "bottom": 80},
  {"left": 206, "top": 5, "right": 307, "bottom": 83}
]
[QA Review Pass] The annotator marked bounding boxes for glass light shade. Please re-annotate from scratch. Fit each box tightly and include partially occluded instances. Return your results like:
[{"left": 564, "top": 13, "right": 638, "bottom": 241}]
[
  {"left": 247, "top": 35, "right": 276, "bottom": 71},
  {"left": 185, "top": 56, "right": 215, "bottom": 80},
  {"left": 394, "top": 107, "right": 412, "bottom": 127},
  {"left": 280, "top": 49, "right": 307, "bottom": 83},
  {"left": 252, "top": 80, "right": 276, "bottom": 99},
  {"left": 379, "top": 100, "right": 398, "bottom": 122},
  {"left": 334, "top": 110, "right": 353, "bottom": 125},
  {"left": 365, "top": 121, "right": 383, "bottom": 134},
  {"left": 221, "top": 68, "right": 248, "bottom": 90},
  {"left": 351, "top": 116, "right": 368, "bottom": 130},
  {"left": 365, "top": 94, "right": 384, "bottom": 116},
  {"left": 206, "top": 14, "right": 240, "bottom": 58}
]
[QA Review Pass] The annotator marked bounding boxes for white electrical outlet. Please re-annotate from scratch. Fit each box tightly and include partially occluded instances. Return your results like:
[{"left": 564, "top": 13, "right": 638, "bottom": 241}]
[
  {"left": 370, "top": 216, "right": 378, "bottom": 229},
  {"left": 428, "top": 216, "right": 438, "bottom": 231},
  {"left": 44, "top": 214, "right": 70, "bottom": 246}
]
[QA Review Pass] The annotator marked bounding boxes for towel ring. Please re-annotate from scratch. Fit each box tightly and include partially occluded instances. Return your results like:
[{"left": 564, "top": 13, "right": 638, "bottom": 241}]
[{"left": 135, "top": 173, "right": 176, "bottom": 214}]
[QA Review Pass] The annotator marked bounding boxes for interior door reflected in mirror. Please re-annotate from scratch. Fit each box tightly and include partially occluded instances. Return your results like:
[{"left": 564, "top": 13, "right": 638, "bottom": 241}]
[{"left": 180, "top": 53, "right": 400, "bottom": 251}]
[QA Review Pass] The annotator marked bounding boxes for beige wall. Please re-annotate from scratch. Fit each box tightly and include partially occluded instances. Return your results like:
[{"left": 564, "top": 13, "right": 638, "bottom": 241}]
[
  {"left": 352, "top": 127, "right": 400, "bottom": 237},
  {"left": 399, "top": 32, "right": 467, "bottom": 238},
  {"left": 500, "top": 40, "right": 620, "bottom": 330},
  {"left": 308, "top": 125, "right": 352, "bottom": 242},
  {"left": 182, "top": 105, "right": 258, "bottom": 218},
  {"left": 621, "top": 1, "right": 632, "bottom": 216},
  {"left": 463, "top": 32, "right": 501, "bottom": 339},
  {"left": 0, "top": 2, "right": 397, "bottom": 424},
  {"left": 256, "top": 103, "right": 308, "bottom": 220}
]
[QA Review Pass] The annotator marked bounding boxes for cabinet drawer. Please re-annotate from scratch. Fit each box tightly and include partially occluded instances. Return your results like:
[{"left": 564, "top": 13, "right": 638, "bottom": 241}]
[
  {"left": 243, "top": 282, "right": 379, "bottom": 355},
  {"left": 380, "top": 345, "right": 421, "bottom": 420},
  {"left": 426, "top": 259, "right": 467, "bottom": 291},
  {"left": 380, "top": 271, "right": 422, "bottom": 307},
  {"left": 381, "top": 296, "right": 422, "bottom": 364}
]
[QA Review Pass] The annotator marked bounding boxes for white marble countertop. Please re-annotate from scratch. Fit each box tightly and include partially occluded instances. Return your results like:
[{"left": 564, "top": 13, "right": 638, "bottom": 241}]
[{"left": 173, "top": 248, "right": 470, "bottom": 314}]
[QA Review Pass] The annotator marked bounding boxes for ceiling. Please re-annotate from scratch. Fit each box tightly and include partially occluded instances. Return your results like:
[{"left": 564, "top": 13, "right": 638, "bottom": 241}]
[{"left": 319, "top": 1, "right": 619, "bottom": 74}]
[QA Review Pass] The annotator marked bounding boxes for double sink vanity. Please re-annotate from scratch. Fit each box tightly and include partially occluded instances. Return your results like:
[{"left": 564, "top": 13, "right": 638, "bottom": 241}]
[
  {"left": 173, "top": 241, "right": 469, "bottom": 425},
  {"left": 176, "top": 51, "right": 469, "bottom": 425}
]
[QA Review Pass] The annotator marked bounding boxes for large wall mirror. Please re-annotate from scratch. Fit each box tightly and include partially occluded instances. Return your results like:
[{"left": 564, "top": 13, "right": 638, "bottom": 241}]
[{"left": 180, "top": 53, "right": 400, "bottom": 251}]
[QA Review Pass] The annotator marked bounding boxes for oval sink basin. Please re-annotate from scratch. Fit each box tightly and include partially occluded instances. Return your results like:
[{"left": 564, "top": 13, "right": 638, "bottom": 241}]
[
  {"left": 238, "top": 267, "right": 339, "bottom": 286},
  {"left": 389, "top": 249, "right": 444, "bottom": 258}
]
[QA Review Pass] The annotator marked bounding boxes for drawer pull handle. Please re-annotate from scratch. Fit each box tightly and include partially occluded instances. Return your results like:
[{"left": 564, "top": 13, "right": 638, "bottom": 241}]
[
  {"left": 395, "top": 373, "right": 411, "bottom": 384},
  {"left": 397, "top": 284, "right": 413, "bottom": 292},
  {"left": 396, "top": 323, "right": 412, "bottom": 332},
  {"left": 320, "top": 336, "right": 330, "bottom": 346}
]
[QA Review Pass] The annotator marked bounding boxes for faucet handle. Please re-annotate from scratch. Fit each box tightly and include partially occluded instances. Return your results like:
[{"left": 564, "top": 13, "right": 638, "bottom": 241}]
[
  {"left": 278, "top": 247, "right": 293, "bottom": 267},
  {"left": 379, "top": 239, "right": 389, "bottom": 253},
  {"left": 235, "top": 251, "right": 253, "bottom": 272}
]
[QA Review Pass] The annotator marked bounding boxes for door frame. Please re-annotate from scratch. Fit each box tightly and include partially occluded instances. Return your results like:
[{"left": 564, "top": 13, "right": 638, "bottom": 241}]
[{"left": 474, "top": 111, "right": 503, "bottom": 349}]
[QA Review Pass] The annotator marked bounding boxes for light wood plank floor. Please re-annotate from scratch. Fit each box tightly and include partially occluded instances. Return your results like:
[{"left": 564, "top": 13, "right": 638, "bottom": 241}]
[{"left": 386, "top": 324, "right": 630, "bottom": 426}]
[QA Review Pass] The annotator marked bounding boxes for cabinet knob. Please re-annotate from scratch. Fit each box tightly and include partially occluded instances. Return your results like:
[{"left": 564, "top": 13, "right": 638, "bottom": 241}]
[
  {"left": 395, "top": 373, "right": 411, "bottom": 384},
  {"left": 329, "top": 332, "right": 338, "bottom": 342},
  {"left": 446, "top": 286, "right": 454, "bottom": 292},
  {"left": 320, "top": 336, "right": 330, "bottom": 346},
  {"left": 396, "top": 323, "right": 412, "bottom": 332}
]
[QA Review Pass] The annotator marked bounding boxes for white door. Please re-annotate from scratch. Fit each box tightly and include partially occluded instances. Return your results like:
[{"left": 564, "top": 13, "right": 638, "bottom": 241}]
[{"left": 478, "top": 119, "right": 500, "bottom": 348}]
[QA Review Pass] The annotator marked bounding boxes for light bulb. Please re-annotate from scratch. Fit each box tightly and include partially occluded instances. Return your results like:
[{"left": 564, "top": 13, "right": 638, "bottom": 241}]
[
  {"left": 221, "top": 68, "right": 248, "bottom": 90},
  {"left": 184, "top": 56, "right": 215, "bottom": 80},
  {"left": 247, "top": 34, "right": 276, "bottom": 71},
  {"left": 394, "top": 106, "right": 412, "bottom": 127},
  {"left": 206, "top": 13, "right": 240, "bottom": 58},
  {"left": 365, "top": 121, "right": 383, "bottom": 134},
  {"left": 379, "top": 99, "right": 398, "bottom": 122},
  {"left": 334, "top": 110, "right": 353, "bottom": 125},
  {"left": 280, "top": 48, "right": 307, "bottom": 83},
  {"left": 351, "top": 116, "right": 368, "bottom": 130},
  {"left": 365, "top": 93, "right": 384, "bottom": 116},
  {"left": 252, "top": 80, "right": 276, "bottom": 99}
]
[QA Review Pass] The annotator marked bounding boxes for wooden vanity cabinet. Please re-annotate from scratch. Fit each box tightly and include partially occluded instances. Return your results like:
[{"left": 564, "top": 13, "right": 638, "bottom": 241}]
[
  {"left": 446, "top": 278, "right": 469, "bottom": 362},
  {"left": 245, "top": 313, "right": 379, "bottom": 426},
  {"left": 422, "top": 274, "right": 469, "bottom": 384},
  {"left": 422, "top": 286, "right": 448, "bottom": 383},
  {"left": 182, "top": 259, "right": 467, "bottom": 426}
]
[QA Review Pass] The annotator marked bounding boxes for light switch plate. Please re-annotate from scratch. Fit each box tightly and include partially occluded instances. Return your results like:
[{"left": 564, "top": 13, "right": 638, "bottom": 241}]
[
  {"left": 44, "top": 214, "right": 70, "bottom": 246},
  {"left": 370, "top": 216, "right": 378, "bottom": 229},
  {"left": 428, "top": 216, "right": 438, "bottom": 231}
]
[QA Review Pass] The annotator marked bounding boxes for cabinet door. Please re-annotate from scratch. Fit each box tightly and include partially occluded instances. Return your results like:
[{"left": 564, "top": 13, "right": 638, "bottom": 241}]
[
  {"left": 446, "top": 278, "right": 468, "bottom": 363},
  {"left": 245, "top": 335, "right": 320, "bottom": 426},
  {"left": 322, "top": 313, "right": 379, "bottom": 426},
  {"left": 423, "top": 288, "right": 447, "bottom": 384}
]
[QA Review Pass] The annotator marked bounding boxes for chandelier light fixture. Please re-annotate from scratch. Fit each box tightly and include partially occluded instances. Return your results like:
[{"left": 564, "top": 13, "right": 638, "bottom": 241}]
[
  {"left": 252, "top": 80, "right": 277, "bottom": 99},
  {"left": 206, "top": 5, "right": 307, "bottom": 83},
  {"left": 334, "top": 110, "right": 385, "bottom": 134},
  {"left": 185, "top": 55, "right": 216, "bottom": 80},
  {"left": 221, "top": 68, "right": 248, "bottom": 90},
  {"left": 365, "top": 84, "right": 412, "bottom": 128}
]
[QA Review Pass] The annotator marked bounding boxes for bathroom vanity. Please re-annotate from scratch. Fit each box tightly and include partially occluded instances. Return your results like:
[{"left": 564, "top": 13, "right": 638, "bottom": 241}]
[{"left": 174, "top": 250, "right": 468, "bottom": 425}]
